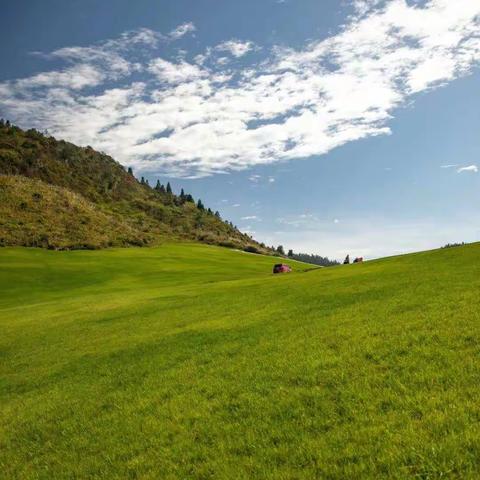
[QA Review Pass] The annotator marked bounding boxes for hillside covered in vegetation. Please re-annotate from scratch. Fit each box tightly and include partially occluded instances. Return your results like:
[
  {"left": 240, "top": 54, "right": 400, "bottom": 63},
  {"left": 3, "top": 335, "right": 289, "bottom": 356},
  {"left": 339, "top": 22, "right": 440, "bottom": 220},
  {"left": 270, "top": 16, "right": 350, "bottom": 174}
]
[{"left": 0, "top": 121, "right": 270, "bottom": 252}]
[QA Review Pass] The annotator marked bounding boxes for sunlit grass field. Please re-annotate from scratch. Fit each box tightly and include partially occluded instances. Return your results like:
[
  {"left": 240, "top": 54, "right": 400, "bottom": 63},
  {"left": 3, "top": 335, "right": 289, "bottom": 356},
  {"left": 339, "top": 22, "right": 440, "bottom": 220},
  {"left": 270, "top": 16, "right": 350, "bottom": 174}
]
[{"left": 1, "top": 243, "right": 480, "bottom": 479}]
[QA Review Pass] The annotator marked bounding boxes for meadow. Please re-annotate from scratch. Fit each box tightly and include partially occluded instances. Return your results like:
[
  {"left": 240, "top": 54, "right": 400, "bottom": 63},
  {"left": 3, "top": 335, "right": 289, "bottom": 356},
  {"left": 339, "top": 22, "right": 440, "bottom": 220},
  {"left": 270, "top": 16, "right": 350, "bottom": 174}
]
[{"left": 1, "top": 243, "right": 480, "bottom": 479}]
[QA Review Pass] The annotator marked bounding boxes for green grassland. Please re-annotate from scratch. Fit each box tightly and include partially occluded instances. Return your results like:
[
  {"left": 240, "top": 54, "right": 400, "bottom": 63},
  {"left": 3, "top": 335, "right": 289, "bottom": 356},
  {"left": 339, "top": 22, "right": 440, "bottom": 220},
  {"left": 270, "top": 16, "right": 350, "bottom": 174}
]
[{"left": 1, "top": 243, "right": 480, "bottom": 479}]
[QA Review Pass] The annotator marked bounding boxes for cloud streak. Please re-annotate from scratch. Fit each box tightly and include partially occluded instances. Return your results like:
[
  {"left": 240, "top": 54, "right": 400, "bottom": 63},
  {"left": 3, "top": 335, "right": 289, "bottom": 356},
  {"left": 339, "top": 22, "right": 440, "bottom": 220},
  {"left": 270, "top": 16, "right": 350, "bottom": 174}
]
[
  {"left": 1, "top": 1, "right": 480, "bottom": 177},
  {"left": 457, "top": 165, "right": 478, "bottom": 173}
]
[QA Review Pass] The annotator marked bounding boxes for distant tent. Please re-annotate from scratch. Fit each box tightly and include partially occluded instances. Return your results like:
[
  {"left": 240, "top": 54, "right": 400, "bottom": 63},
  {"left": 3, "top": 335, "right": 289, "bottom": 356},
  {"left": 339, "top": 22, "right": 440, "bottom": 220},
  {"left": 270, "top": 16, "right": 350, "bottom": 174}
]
[{"left": 273, "top": 264, "right": 292, "bottom": 274}]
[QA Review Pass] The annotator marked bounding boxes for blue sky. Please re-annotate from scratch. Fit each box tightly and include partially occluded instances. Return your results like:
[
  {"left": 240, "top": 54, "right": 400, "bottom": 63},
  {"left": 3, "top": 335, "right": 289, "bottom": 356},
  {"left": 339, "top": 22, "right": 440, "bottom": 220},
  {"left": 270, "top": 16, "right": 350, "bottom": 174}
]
[{"left": 1, "top": 0, "right": 480, "bottom": 259}]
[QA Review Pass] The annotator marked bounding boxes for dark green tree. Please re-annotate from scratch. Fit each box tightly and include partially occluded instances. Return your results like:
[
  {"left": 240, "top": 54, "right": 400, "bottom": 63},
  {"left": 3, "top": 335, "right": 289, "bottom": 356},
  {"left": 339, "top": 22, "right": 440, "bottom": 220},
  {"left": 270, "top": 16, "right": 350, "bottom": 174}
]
[
  {"left": 288, "top": 249, "right": 293, "bottom": 257},
  {"left": 127, "top": 167, "right": 133, "bottom": 175},
  {"left": 166, "top": 182, "right": 172, "bottom": 194},
  {"left": 197, "top": 199, "right": 205, "bottom": 210},
  {"left": 276, "top": 245, "right": 285, "bottom": 255},
  {"left": 155, "top": 180, "right": 162, "bottom": 191},
  {"left": 140, "top": 176, "right": 146, "bottom": 185}
]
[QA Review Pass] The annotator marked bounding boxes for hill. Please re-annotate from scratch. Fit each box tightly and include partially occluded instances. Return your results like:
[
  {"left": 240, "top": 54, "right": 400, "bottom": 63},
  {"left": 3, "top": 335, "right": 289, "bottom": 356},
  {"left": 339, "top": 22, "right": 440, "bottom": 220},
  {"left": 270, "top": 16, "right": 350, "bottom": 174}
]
[
  {"left": 1, "top": 243, "right": 480, "bottom": 478},
  {"left": 0, "top": 121, "right": 270, "bottom": 252}
]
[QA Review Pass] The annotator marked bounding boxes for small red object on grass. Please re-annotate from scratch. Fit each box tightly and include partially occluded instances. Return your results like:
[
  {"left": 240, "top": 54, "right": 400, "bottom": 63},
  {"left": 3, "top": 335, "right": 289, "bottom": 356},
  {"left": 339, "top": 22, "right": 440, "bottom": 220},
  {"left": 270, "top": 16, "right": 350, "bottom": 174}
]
[{"left": 273, "top": 264, "right": 292, "bottom": 274}]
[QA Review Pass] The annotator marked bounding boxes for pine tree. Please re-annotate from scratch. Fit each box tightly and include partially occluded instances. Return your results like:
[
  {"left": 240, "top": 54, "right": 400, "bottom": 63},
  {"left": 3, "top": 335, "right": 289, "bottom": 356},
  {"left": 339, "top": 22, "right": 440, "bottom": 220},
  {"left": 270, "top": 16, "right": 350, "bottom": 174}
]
[
  {"left": 185, "top": 194, "right": 194, "bottom": 203},
  {"left": 160, "top": 184, "right": 166, "bottom": 194},
  {"left": 288, "top": 249, "right": 293, "bottom": 257},
  {"left": 197, "top": 199, "right": 205, "bottom": 210},
  {"left": 140, "top": 176, "right": 145, "bottom": 185},
  {"left": 127, "top": 167, "right": 133, "bottom": 176},
  {"left": 207, "top": 208, "right": 212, "bottom": 215},
  {"left": 215, "top": 211, "right": 221, "bottom": 218},
  {"left": 145, "top": 179, "right": 150, "bottom": 187},
  {"left": 166, "top": 182, "right": 172, "bottom": 194},
  {"left": 180, "top": 188, "right": 185, "bottom": 199},
  {"left": 276, "top": 245, "right": 285, "bottom": 255},
  {"left": 155, "top": 180, "right": 161, "bottom": 191}
]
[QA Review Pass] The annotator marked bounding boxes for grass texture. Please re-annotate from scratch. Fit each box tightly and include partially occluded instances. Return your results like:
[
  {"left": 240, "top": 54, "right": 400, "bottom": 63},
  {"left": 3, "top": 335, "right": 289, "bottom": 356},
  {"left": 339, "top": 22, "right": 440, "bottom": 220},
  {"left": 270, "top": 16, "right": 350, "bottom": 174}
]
[{"left": 1, "top": 243, "right": 480, "bottom": 479}]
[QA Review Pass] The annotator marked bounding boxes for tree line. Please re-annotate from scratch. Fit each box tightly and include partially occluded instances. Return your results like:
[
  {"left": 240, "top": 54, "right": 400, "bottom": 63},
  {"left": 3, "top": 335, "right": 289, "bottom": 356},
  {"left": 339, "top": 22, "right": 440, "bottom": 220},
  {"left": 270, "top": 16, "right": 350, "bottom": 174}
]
[
  {"left": 128, "top": 167, "right": 222, "bottom": 218},
  {"left": 287, "top": 248, "right": 339, "bottom": 267},
  {"left": 269, "top": 244, "right": 339, "bottom": 266}
]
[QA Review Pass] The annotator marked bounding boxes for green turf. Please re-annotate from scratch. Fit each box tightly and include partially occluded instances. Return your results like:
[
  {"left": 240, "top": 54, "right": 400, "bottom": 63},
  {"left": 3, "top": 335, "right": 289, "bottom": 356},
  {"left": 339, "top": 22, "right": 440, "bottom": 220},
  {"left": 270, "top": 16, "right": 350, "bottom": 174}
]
[{"left": 1, "top": 243, "right": 480, "bottom": 479}]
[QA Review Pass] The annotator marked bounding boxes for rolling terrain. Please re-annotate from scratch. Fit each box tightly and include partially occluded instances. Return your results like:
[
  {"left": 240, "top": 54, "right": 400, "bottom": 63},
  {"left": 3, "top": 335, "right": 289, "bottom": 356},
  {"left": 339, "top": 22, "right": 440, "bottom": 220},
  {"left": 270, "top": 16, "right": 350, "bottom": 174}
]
[
  {"left": 0, "top": 121, "right": 268, "bottom": 252},
  {"left": 1, "top": 242, "right": 480, "bottom": 479}
]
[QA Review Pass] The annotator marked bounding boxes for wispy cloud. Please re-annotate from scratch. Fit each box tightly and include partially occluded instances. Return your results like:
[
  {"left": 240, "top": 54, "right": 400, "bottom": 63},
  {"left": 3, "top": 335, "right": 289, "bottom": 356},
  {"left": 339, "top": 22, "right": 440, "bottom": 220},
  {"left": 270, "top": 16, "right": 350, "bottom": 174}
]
[
  {"left": 1, "top": 2, "right": 480, "bottom": 177},
  {"left": 457, "top": 165, "right": 478, "bottom": 173},
  {"left": 440, "top": 164, "right": 459, "bottom": 169},
  {"left": 215, "top": 40, "right": 256, "bottom": 58},
  {"left": 168, "top": 22, "right": 196, "bottom": 40},
  {"left": 277, "top": 213, "right": 320, "bottom": 227},
  {"left": 241, "top": 215, "right": 261, "bottom": 221}
]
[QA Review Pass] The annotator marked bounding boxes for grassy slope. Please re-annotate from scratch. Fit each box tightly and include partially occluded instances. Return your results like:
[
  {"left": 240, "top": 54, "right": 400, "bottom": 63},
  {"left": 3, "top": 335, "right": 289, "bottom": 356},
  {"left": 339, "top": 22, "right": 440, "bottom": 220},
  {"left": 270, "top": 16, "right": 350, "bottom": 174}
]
[
  {"left": 0, "top": 175, "right": 147, "bottom": 248},
  {"left": 1, "top": 243, "right": 480, "bottom": 479},
  {"left": 0, "top": 124, "right": 267, "bottom": 252}
]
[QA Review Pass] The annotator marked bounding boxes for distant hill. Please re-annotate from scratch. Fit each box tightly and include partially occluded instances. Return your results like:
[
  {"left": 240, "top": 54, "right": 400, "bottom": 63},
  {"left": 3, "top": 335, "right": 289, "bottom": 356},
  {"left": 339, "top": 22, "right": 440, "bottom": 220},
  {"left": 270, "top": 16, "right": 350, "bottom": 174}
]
[{"left": 0, "top": 121, "right": 271, "bottom": 252}]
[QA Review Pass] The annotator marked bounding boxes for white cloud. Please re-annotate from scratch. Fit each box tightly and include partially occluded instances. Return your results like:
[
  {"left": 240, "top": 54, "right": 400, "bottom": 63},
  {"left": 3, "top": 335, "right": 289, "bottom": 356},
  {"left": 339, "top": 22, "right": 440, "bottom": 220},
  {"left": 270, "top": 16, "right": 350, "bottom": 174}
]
[
  {"left": 169, "top": 22, "right": 196, "bottom": 40},
  {"left": 215, "top": 40, "right": 256, "bottom": 58},
  {"left": 457, "top": 165, "right": 478, "bottom": 173},
  {"left": 15, "top": 64, "right": 105, "bottom": 90},
  {"left": 148, "top": 58, "right": 207, "bottom": 84},
  {"left": 352, "top": 0, "right": 385, "bottom": 17},
  {"left": 1, "top": 2, "right": 480, "bottom": 177},
  {"left": 241, "top": 215, "right": 261, "bottom": 221},
  {"left": 440, "top": 164, "right": 459, "bottom": 169}
]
